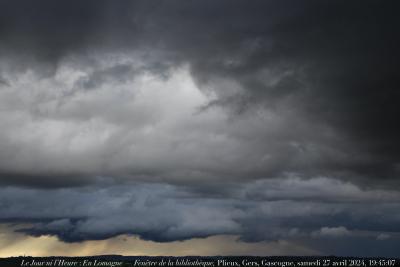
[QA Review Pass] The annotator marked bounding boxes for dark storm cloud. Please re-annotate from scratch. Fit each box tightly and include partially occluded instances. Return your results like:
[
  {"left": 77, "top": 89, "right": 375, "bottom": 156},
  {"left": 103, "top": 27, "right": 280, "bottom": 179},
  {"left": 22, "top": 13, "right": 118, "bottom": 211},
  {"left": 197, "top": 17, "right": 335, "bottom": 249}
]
[
  {"left": 1, "top": 0, "right": 400, "bottom": 257},
  {"left": 184, "top": 1, "right": 400, "bottom": 183},
  {"left": 1, "top": 178, "right": 400, "bottom": 256},
  {"left": 0, "top": 0, "right": 399, "bottom": 187},
  {"left": 0, "top": 1, "right": 132, "bottom": 61}
]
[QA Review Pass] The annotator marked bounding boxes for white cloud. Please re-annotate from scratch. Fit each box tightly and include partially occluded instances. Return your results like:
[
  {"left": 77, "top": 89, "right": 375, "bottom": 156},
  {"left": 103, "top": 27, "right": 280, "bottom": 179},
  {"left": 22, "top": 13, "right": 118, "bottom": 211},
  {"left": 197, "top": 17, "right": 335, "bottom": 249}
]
[
  {"left": 377, "top": 233, "right": 390, "bottom": 241},
  {"left": 312, "top": 226, "right": 351, "bottom": 238}
]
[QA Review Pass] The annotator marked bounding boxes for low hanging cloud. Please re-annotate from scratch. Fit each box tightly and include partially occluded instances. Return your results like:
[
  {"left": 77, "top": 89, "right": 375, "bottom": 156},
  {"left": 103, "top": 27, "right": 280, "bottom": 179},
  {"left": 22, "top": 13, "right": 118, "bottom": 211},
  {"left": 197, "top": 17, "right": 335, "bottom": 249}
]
[
  {"left": 311, "top": 227, "right": 352, "bottom": 238},
  {"left": 1, "top": 177, "right": 399, "bottom": 252}
]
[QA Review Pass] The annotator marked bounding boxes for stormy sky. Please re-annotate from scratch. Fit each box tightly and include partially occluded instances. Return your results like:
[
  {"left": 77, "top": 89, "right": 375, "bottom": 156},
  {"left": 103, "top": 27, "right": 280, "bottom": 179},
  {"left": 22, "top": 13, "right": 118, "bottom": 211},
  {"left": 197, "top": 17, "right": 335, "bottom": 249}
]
[{"left": 0, "top": 0, "right": 400, "bottom": 257}]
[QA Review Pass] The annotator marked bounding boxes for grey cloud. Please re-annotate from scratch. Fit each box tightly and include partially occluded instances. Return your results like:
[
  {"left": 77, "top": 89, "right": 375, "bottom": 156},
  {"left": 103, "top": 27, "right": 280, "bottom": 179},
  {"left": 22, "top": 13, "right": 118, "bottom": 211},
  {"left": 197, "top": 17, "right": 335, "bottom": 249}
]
[
  {"left": 0, "top": 1, "right": 398, "bottom": 188},
  {"left": 76, "top": 64, "right": 137, "bottom": 91},
  {"left": 0, "top": 0, "right": 400, "bottom": 258},
  {"left": 243, "top": 177, "right": 400, "bottom": 203},
  {"left": 0, "top": 55, "right": 389, "bottom": 189},
  {"left": 75, "top": 61, "right": 172, "bottom": 91},
  {"left": 377, "top": 233, "right": 391, "bottom": 241},
  {"left": 311, "top": 226, "right": 352, "bottom": 238},
  {"left": 0, "top": 178, "right": 399, "bottom": 257},
  {"left": 2, "top": 183, "right": 242, "bottom": 242},
  {"left": 0, "top": 78, "right": 9, "bottom": 87},
  {"left": 0, "top": 55, "right": 355, "bottom": 187}
]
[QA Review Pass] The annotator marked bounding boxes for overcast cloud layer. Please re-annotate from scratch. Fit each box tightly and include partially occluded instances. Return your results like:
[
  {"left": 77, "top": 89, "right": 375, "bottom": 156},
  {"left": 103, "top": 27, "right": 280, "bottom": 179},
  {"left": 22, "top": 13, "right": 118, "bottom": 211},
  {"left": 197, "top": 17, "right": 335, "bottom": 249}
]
[
  {"left": 2, "top": 178, "right": 400, "bottom": 257},
  {"left": 0, "top": 0, "right": 399, "bottom": 257}
]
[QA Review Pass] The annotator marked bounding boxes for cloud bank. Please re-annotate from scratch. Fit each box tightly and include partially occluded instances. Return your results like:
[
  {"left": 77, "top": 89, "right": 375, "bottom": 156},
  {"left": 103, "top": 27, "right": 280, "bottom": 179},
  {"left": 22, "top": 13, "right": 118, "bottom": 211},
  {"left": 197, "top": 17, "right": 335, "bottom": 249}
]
[{"left": 1, "top": 177, "right": 400, "bottom": 256}]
